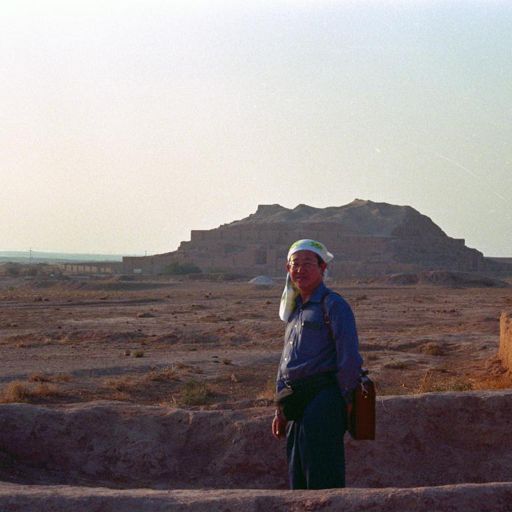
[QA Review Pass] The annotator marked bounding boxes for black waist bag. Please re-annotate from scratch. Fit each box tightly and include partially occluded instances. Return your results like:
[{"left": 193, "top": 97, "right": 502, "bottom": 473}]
[{"left": 276, "top": 373, "right": 337, "bottom": 421}]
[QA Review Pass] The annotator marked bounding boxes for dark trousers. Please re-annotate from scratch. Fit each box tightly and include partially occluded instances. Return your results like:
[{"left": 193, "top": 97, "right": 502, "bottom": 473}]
[{"left": 286, "top": 385, "right": 347, "bottom": 489}]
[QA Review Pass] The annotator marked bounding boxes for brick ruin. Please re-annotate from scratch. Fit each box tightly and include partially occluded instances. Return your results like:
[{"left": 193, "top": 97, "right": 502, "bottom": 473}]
[
  {"left": 122, "top": 200, "right": 507, "bottom": 278},
  {"left": 58, "top": 262, "right": 122, "bottom": 275}
]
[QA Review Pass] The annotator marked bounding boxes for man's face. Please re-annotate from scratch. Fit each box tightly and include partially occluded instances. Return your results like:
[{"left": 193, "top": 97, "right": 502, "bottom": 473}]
[{"left": 287, "top": 250, "right": 326, "bottom": 295}]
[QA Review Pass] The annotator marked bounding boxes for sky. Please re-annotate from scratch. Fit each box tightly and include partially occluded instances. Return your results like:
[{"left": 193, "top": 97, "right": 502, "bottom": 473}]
[{"left": 2, "top": 0, "right": 511, "bottom": 257}]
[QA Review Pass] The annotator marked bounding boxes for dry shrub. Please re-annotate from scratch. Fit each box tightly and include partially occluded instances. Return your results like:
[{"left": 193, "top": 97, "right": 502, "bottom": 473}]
[
  {"left": 0, "top": 381, "right": 60, "bottom": 403},
  {"left": 420, "top": 342, "right": 446, "bottom": 356},
  {"left": 31, "top": 383, "right": 60, "bottom": 398},
  {"left": 0, "top": 381, "right": 31, "bottom": 403},
  {"left": 29, "top": 373, "right": 71, "bottom": 383},
  {"left": 110, "top": 391, "right": 130, "bottom": 401},
  {"left": 53, "top": 374, "right": 72, "bottom": 382},
  {"left": 417, "top": 370, "right": 473, "bottom": 393},
  {"left": 383, "top": 360, "right": 409, "bottom": 370},
  {"left": 173, "top": 362, "right": 203, "bottom": 375},
  {"left": 28, "top": 373, "right": 51, "bottom": 382},
  {"left": 257, "top": 378, "right": 276, "bottom": 401},
  {"left": 147, "top": 367, "right": 178, "bottom": 382},
  {"left": 104, "top": 376, "right": 139, "bottom": 392},
  {"left": 178, "top": 380, "right": 212, "bottom": 406}
]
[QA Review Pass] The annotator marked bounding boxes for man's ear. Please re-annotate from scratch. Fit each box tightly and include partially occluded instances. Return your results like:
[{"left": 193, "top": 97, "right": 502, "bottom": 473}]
[
  {"left": 320, "top": 262, "right": 327, "bottom": 274},
  {"left": 286, "top": 262, "right": 291, "bottom": 272}
]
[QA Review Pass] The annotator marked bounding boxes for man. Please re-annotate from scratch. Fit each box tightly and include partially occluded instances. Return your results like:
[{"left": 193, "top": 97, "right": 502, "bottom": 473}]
[{"left": 272, "top": 239, "right": 363, "bottom": 489}]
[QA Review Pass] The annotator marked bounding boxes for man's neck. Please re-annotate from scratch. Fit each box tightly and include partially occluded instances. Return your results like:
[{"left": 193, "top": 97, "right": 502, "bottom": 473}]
[
  {"left": 299, "top": 291, "right": 310, "bottom": 303},
  {"left": 298, "top": 281, "right": 323, "bottom": 304}
]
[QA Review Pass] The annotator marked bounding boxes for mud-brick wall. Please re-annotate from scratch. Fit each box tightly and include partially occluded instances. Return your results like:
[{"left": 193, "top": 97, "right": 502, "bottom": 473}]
[{"left": 499, "top": 312, "right": 512, "bottom": 372}]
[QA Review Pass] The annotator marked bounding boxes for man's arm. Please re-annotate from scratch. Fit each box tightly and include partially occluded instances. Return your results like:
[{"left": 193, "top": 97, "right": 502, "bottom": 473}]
[
  {"left": 272, "top": 353, "right": 288, "bottom": 438},
  {"left": 326, "top": 295, "right": 363, "bottom": 401}
]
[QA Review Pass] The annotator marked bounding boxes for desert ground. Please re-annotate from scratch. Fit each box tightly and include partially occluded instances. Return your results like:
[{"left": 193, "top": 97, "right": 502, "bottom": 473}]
[
  {"left": 1, "top": 273, "right": 512, "bottom": 511},
  {"left": 1, "top": 274, "right": 511, "bottom": 407}
]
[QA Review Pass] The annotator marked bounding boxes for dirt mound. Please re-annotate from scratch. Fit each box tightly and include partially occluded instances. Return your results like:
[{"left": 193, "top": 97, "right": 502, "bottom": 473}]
[
  {"left": 385, "top": 273, "right": 420, "bottom": 285},
  {"left": 1, "top": 390, "right": 512, "bottom": 490},
  {"left": 248, "top": 275, "right": 274, "bottom": 286},
  {"left": 22, "top": 277, "right": 172, "bottom": 292},
  {"left": 421, "top": 271, "right": 509, "bottom": 287},
  {"left": 78, "top": 280, "right": 172, "bottom": 292},
  {"left": 386, "top": 271, "right": 509, "bottom": 288},
  {"left": 2, "top": 483, "right": 512, "bottom": 512}
]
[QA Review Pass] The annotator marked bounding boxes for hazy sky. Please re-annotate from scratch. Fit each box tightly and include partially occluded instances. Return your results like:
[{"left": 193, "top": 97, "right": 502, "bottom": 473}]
[{"left": 2, "top": 0, "right": 511, "bottom": 256}]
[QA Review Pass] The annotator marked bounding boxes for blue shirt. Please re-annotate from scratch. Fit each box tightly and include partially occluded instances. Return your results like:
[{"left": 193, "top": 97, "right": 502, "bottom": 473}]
[{"left": 276, "top": 282, "right": 363, "bottom": 400}]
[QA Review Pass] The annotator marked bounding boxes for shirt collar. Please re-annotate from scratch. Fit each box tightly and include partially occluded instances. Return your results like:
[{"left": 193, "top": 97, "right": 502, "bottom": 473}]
[{"left": 295, "top": 281, "right": 327, "bottom": 307}]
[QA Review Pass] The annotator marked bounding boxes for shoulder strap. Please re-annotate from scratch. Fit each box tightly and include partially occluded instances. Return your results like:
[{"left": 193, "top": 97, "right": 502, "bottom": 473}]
[{"left": 321, "top": 292, "right": 334, "bottom": 341}]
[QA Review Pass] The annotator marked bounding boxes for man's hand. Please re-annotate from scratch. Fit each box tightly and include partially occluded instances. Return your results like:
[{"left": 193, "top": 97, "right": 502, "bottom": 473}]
[{"left": 272, "top": 410, "right": 288, "bottom": 439}]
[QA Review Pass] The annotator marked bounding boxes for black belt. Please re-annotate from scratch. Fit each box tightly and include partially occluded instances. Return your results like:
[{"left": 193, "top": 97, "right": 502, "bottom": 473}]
[
  {"left": 277, "top": 371, "right": 338, "bottom": 421},
  {"left": 285, "top": 371, "right": 337, "bottom": 392}
]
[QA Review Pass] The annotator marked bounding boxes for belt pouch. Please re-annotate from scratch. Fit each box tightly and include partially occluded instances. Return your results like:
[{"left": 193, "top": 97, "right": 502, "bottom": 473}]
[{"left": 276, "top": 373, "right": 336, "bottom": 421}]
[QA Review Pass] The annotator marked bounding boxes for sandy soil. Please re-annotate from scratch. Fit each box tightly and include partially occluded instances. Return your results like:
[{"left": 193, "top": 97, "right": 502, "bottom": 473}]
[{"left": 1, "top": 274, "right": 511, "bottom": 407}]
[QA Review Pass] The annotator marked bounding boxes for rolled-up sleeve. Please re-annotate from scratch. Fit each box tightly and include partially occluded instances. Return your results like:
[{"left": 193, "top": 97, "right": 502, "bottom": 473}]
[{"left": 327, "top": 296, "right": 363, "bottom": 401}]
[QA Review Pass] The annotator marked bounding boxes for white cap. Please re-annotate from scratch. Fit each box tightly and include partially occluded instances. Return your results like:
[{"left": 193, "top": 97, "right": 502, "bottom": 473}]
[{"left": 287, "top": 239, "right": 334, "bottom": 264}]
